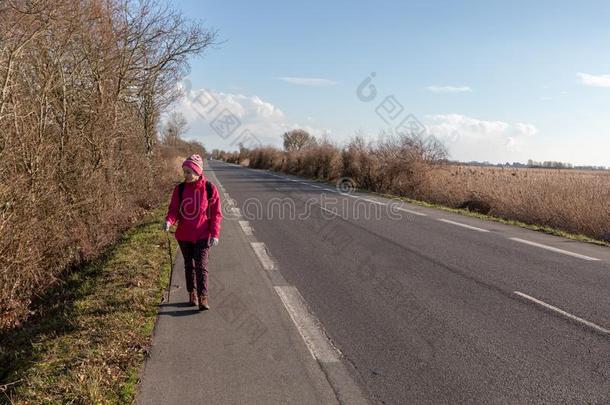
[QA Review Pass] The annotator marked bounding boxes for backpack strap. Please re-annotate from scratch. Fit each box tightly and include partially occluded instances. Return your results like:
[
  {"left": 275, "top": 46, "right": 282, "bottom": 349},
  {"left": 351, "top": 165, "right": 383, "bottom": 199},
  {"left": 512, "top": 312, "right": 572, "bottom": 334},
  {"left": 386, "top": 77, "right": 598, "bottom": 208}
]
[
  {"left": 178, "top": 182, "right": 186, "bottom": 204},
  {"left": 205, "top": 180, "right": 215, "bottom": 218},
  {"left": 205, "top": 180, "right": 213, "bottom": 203}
]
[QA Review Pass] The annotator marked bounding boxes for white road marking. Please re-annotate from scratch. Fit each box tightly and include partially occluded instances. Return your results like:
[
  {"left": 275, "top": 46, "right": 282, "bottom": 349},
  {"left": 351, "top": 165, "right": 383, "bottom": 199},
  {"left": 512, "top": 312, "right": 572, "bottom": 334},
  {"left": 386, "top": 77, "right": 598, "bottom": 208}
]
[
  {"left": 439, "top": 219, "right": 490, "bottom": 232},
  {"left": 361, "top": 198, "right": 386, "bottom": 206},
  {"left": 274, "top": 286, "right": 341, "bottom": 362},
  {"left": 514, "top": 291, "right": 609, "bottom": 335},
  {"left": 318, "top": 205, "right": 339, "bottom": 217},
  {"left": 231, "top": 207, "right": 242, "bottom": 217},
  {"left": 396, "top": 207, "right": 427, "bottom": 217},
  {"left": 251, "top": 242, "right": 276, "bottom": 271},
  {"left": 509, "top": 238, "right": 600, "bottom": 261},
  {"left": 238, "top": 221, "right": 254, "bottom": 236}
]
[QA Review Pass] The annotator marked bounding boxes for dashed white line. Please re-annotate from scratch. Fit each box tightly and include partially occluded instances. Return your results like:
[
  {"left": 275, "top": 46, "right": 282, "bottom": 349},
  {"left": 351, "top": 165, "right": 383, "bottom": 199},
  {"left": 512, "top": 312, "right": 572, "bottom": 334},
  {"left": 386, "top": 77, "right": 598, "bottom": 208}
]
[
  {"left": 238, "top": 220, "right": 254, "bottom": 236},
  {"left": 514, "top": 291, "right": 609, "bottom": 335},
  {"left": 439, "top": 219, "right": 490, "bottom": 232},
  {"left": 361, "top": 198, "right": 386, "bottom": 206},
  {"left": 396, "top": 207, "right": 427, "bottom": 217},
  {"left": 317, "top": 205, "right": 339, "bottom": 217},
  {"left": 509, "top": 238, "right": 600, "bottom": 261},
  {"left": 250, "top": 242, "right": 276, "bottom": 271},
  {"left": 274, "top": 286, "right": 341, "bottom": 363}
]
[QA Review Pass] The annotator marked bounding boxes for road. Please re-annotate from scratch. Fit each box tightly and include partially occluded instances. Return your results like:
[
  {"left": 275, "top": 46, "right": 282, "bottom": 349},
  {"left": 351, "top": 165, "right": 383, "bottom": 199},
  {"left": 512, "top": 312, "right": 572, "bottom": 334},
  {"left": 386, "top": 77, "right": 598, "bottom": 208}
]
[{"left": 210, "top": 159, "right": 610, "bottom": 404}]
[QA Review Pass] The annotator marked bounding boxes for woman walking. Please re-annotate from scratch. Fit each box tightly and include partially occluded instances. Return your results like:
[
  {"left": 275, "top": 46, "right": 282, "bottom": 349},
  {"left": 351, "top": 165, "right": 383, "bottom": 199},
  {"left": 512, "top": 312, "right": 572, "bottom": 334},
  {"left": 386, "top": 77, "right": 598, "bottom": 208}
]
[{"left": 164, "top": 154, "right": 223, "bottom": 310}]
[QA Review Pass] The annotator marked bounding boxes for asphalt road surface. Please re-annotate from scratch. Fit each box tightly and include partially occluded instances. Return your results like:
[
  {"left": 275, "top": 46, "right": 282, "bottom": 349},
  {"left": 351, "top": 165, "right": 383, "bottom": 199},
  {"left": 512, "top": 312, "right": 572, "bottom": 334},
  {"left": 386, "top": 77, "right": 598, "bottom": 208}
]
[{"left": 209, "top": 159, "right": 610, "bottom": 404}]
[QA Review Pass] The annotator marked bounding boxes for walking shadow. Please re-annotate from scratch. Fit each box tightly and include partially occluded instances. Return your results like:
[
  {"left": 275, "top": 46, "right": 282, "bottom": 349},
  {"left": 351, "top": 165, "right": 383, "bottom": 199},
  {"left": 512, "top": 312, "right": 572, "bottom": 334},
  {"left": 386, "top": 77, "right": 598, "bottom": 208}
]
[{"left": 158, "top": 302, "right": 201, "bottom": 317}]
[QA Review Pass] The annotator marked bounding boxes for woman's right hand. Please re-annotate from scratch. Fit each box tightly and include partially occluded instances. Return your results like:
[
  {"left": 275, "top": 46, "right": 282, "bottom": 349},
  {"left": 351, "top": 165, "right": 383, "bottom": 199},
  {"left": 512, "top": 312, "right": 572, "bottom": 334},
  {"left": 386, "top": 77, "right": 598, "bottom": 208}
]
[{"left": 162, "top": 221, "right": 171, "bottom": 232}]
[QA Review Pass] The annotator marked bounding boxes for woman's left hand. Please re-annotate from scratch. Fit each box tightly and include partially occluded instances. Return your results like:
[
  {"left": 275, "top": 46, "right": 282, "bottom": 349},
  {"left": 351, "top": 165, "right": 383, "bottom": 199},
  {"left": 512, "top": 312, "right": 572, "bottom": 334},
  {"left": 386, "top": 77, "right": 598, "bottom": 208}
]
[{"left": 208, "top": 237, "right": 219, "bottom": 247}]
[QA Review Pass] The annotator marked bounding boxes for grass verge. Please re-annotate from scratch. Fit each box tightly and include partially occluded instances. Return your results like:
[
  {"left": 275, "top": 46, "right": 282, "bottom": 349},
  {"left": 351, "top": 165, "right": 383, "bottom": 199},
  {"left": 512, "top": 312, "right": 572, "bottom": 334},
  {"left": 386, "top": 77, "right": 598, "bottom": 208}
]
[{"left": 0, "top": 207, "right": 177, "bottom": 404}]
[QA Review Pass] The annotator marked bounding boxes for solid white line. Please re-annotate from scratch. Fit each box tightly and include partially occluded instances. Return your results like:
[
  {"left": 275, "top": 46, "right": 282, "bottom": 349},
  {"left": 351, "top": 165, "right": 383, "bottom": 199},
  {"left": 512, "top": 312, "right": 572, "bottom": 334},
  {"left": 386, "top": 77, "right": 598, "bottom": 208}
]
[
  {"left": 231, "top": 207, "right": 242, "bottom": 217},
  {"left": 509, "top": 238, "right": 600, "bottom": 261},
  {"left": 274, "top": 286, "right": 341, "bottom": 362},
  {"left": 514, "top": 291, "right": 609, "bottom": 335},
  {"left": 238, "top": 220, "right": 254, "bottom": 236},
  {"left": 361, "top": 198, "right": 386, "bottom": 206},
  {"left": 251, "top": 242, "right": 276, "bottom": 271},
  {"left": 439, "top": 219, "right": 489, "bottom": 232},
  {"left": 396, "top": 207, "right": 427, "bottom": 217},
  {"left": 309, "top": 184, "right": 323, "bottom": 189}
]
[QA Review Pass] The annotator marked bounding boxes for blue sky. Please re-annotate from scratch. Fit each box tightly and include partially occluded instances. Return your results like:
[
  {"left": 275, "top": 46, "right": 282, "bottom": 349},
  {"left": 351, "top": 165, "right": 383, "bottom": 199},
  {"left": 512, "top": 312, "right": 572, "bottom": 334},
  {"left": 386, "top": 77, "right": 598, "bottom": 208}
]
[{"left": 171, "top": 0, "right": 610, "bottom": 166}]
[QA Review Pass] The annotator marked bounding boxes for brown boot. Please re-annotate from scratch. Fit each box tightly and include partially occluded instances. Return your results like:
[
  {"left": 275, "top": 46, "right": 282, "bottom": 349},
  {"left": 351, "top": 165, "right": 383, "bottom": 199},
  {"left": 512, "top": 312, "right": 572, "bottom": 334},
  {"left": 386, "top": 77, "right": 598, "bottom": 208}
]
[
  {"left": 189, "top": 291, "right": 197, "bottom": 306},
  {"left": 198, "top": 294, "right": 209, "bottom": 311}
]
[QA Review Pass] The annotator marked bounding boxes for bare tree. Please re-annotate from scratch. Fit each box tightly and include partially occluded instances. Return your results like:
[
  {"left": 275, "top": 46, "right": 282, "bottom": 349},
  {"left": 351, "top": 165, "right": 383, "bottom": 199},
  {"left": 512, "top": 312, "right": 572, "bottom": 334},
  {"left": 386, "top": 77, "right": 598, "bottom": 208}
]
[
  {"left": 162, "top": 111, "right": 189, "bottom": 146},
  {"left": 282, "top": 128, "right": 316, "bottom": 152}
]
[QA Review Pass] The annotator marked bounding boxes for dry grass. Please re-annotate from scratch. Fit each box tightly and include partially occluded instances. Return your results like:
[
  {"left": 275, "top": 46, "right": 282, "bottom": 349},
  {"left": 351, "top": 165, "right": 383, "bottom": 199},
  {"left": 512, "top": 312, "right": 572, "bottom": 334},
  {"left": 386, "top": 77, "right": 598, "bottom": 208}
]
[{"left": 420, "top": 166, "right": 610, "bottom": 242}]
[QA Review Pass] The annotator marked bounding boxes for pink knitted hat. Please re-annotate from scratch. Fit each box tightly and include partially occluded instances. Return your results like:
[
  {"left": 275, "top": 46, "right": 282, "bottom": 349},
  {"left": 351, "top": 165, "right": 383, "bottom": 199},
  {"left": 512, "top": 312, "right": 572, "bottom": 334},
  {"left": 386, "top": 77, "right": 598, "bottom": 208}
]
[{"left": 182, "top": 154, "right": 204, "bottom": 176}]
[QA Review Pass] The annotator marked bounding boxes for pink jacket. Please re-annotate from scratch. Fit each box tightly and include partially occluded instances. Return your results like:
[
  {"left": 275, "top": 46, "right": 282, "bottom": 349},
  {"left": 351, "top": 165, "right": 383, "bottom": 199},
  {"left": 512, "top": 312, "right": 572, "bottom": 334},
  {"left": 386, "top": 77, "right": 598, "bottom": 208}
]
[{"left": 165, "top": 176, "right": 223, "bottom": 242}]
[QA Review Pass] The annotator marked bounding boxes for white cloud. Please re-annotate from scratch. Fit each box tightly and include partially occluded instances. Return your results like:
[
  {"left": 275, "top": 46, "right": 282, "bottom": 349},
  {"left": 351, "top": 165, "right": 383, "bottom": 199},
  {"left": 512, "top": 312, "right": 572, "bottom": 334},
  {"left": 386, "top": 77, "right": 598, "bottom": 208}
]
[
  {"left": 577, "top": 72, "right": 610, "bottom": 87},
  {"left": 277, "top": 77, "right": 338, "bottom": 87},
  {"left": 427, "top": 85, "right": 472, "bottom": 93},
  {"left": 425, "top": 114, "right": 538, "bottom": 162},
  {"left": 170, "top": 86, "right": 330, "bottom": 150}
]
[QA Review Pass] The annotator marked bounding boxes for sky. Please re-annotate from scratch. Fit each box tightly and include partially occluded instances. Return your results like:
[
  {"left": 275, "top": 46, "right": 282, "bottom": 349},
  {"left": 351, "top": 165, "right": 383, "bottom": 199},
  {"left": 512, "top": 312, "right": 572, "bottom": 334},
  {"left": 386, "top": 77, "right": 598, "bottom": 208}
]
[{"left": 169, "top": 0, "right": 610, "bottom": 166}]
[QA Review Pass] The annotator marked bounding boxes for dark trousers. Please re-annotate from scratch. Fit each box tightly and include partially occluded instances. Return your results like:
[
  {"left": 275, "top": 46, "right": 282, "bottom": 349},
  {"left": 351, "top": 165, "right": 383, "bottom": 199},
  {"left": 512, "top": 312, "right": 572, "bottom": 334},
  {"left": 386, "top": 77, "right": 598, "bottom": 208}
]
[{"left": 178, "top": 239, "right": 210, "bottom": 296}]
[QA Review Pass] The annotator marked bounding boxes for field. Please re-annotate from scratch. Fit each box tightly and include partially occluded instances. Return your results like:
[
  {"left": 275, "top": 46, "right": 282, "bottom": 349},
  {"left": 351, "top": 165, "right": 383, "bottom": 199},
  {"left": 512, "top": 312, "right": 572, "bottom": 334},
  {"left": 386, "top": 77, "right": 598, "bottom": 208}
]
[{"left": 418, "top": 165, "right": 610, "bottom": 242}]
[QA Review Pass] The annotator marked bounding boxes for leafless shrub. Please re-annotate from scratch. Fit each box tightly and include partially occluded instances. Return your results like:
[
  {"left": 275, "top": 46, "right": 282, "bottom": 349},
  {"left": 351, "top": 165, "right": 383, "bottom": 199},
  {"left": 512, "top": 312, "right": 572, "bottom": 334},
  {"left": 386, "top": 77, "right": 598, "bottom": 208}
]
[{"left": 0, "top": 0, "right": 216, "bottom": 330}]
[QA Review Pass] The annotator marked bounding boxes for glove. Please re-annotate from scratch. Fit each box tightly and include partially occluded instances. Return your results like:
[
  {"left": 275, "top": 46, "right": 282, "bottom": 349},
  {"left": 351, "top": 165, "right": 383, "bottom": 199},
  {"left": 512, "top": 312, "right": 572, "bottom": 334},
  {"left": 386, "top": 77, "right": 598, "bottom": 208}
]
[
  {"left": 162, "top": 221, "right": 171, "bottom": 232},
  {"left": 208, "top": 237, "right": 219, "bottom": 247}
]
